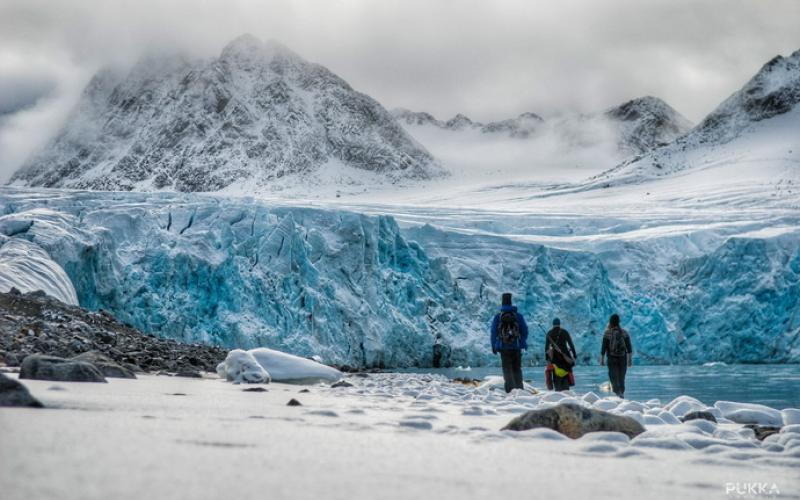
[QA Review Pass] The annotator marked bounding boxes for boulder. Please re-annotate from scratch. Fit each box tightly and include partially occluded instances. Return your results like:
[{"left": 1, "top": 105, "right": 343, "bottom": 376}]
[
  {"left": 175, "top": 369, "right": 202, "bottom": 378},
  {"left": 501, "top": 403, "right": 646, "bottom": 439},
  {"left": 0, "top": 372, "right": 43, "bottom": 407},
  {"left": 71, "top": 351, "right": 136, "bottom": 379},
  {"left": 680, "top": 410, "right": 718, "bottom": 423},
  {"left": 19, "top": 354, "right": 107, "bottom": 383}
]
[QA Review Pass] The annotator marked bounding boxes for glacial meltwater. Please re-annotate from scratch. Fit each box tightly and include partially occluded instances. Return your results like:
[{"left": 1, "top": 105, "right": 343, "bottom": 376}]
[{"left": 405, "top": 364, "right": 800, "bottom": 409}]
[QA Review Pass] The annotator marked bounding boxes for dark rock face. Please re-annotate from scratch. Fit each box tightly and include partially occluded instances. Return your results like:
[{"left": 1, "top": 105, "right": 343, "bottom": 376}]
[
  {"left": 680, "top": 410, "right": 718, "bottom": 424},
  {"left": 11, "top": 35, "right": 439, "bottom": 192},
  {"left": 0, "top": 290, "right": 226, "bottom": 374},
  {"left": 0, "top": 372, "right": 44, "bottom": 407},
  {"left": 71, "top": 351, "right": 136, "bottom": 379},
  {"left": 19, "top": 354, "right": 107, "bottom": 383},
  {"left": 286, "top": 398, "right": 302, "bottom": 406},
  {"left": 501, "top": 403, "right": 646, "bottom": 439},
  {"left": 330, "top": 380, "right": 354, "bottom": 388}
]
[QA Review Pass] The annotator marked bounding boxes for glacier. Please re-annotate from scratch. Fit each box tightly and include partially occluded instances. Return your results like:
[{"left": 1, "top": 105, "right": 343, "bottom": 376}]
[
  {"left": 0, "top": 187, "right": 797, "bottom": 367},
  {"left": 0, "top": 219, "right": 79, "bottom": 306}
]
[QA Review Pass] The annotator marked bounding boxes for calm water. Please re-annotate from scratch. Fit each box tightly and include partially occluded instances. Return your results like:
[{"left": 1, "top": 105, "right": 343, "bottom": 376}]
[{"left": 402, "top": 364, "right": 800, "bottom": 409}]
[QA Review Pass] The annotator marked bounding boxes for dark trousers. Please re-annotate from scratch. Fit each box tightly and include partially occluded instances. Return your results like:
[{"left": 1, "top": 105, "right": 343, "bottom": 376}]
[
  {"left": 553, "top": 374, "right": 570, "bottom": 391},
  {"left": 500, "top": 350, "right": 524, "bottom": 393},
  {"left": 607, "top": 356, "right": 628, "bottom": 397}
]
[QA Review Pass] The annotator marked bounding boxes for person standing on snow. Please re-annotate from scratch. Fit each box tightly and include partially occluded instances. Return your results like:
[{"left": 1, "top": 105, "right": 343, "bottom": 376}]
[
  {"left": 545, "top": 318, "right": 577, "bottom": 391},
  {"left": 490, "top": 293, "right": 529, "bottom": 393},
  {"left": 600, "top": 313, "right": 633, "bottom": 398}
]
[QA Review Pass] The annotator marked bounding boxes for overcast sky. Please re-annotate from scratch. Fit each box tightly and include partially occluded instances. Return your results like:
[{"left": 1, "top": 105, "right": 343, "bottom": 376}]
[{"left": 1, "top": 0, "right": 799, "bottom": 180}]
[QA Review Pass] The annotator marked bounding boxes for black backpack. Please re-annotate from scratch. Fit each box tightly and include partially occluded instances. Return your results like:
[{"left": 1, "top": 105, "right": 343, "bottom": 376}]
[
  {"left": 609, "top": 327, "right": 628, "bottom": 357},
  {"left": 498, "top": 311, "right": 521, "bottom": 344}
]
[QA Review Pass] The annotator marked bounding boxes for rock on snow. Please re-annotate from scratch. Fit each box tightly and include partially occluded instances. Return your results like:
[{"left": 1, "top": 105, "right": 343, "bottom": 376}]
[
  {"left": 501, "top": 403, "right": 646, "bottom": 439},
  {"left": 0, "top": 372, "right": 43, "bottom": 408},
  {"left": 19, "top": 354, "right": 108, "bottom": 383}
]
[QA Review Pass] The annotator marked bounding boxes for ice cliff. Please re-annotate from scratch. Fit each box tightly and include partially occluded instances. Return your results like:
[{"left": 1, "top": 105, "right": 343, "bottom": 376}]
[{"left": 0, "top": 188, "right": 797, "bottom": 367}]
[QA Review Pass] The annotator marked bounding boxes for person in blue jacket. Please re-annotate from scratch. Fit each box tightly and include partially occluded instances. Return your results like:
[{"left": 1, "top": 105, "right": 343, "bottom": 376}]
[{"left": 490, "top": 293, "right": 529, "bottom": 392}]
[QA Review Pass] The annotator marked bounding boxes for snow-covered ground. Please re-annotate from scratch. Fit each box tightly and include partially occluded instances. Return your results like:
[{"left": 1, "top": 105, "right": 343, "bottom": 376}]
[{"left": 1, "top": 373, "right": 797, "bottom": 500}]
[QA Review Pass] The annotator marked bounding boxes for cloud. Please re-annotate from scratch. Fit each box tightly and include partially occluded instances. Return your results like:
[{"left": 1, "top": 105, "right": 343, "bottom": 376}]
[
  {"left": 0, "top": 46, "right": 88, "bottom": 182},
  {"left": 0, "top": 0, "right": 798, "bottom": 181}
]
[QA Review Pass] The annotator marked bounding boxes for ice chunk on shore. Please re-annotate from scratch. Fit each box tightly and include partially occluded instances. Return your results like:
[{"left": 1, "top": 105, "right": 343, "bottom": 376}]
[
  {"left": 593, "top": 399, "right": 620, "bottom": 411},
  {"left": 664, "top": 395, "right": 706, "bottom": 417},
  {"left": 248, "top": 348, "right": 342, "bottom": 383},
  {"left": 0, "top": 238, "right": 78, "bottom": 306},
  {"left": 581, "top": 392, "right": 600, "bottom": 404},
  {"left": 714, "top": 401, "right": 784, "bottom": 426},
  {"left": 217, "top": 349, "right": 271, "bottom": 384},
  {"left": 781, "top": 409, "right": 800, "bottom": 426}
]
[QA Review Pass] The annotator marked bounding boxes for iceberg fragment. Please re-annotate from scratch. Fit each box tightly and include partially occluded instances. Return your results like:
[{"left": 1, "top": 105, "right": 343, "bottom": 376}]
[
  {"left": 217, "top": 349, "right": 271, "bottom": 384},
  {"left": 248, "top": 348, "right": 342, "bottom": 383}
]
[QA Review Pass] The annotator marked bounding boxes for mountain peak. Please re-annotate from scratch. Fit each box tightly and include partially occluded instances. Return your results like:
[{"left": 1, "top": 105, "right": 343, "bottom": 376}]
[
  {"left": 693, "top": 47, "right": 800, "bottom": 143},
  {"left": 589, "top": 48, "right": 800, "bottom": 187},
  {"left": 605, "top": 96, "right": 685, "bottom": 122},
  {"left": 219, "top": 34, "right": 300, "bottom": 67},
  {"left": 444, "top": 113, "right": 473, "bottom": 129},
  {"left": 222, "top": 33, "right": 263, "bottom": 52},
  {"left": 602, "top": 96, "right": 692, "bottom": 154},
  {"left": 10, "top": 35, "right": 440, "bottom": 192}
]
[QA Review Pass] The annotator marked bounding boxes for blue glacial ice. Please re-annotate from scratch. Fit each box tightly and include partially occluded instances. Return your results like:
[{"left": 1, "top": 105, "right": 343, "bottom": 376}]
[{"left": 0, "top": 187, "right": 797, "bottom": 367}]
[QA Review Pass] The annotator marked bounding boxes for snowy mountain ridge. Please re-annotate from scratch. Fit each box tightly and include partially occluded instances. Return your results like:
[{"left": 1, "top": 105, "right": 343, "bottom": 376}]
[
  {"left": 393, "top": 96, "right": 692, "bottom": 155},
  {"left": 393, "top": 109, "right": 546, "bottom": 138},
  {"left": 10, "top": 34, "right": 441, "bottom": 192}
]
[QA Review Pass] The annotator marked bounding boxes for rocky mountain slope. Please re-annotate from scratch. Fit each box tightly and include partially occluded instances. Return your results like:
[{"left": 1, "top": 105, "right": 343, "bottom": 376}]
[
  {"left": 603, "top": 96, "right": 693, "bottom": 155},
  {"left": 10, "top": 35, "right": 440, "bottom": 192},
  {"left": 593, "top": 49, "right": 800, "bottom": 186}
]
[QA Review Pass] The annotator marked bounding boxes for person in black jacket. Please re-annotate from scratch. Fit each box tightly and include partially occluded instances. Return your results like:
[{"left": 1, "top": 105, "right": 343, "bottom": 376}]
[
  {"left": 600, "top": 313, "right": 633, "bottom": 398},
  {"left": 545, "top": 318, "right": 577, "bottom": 391}
]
